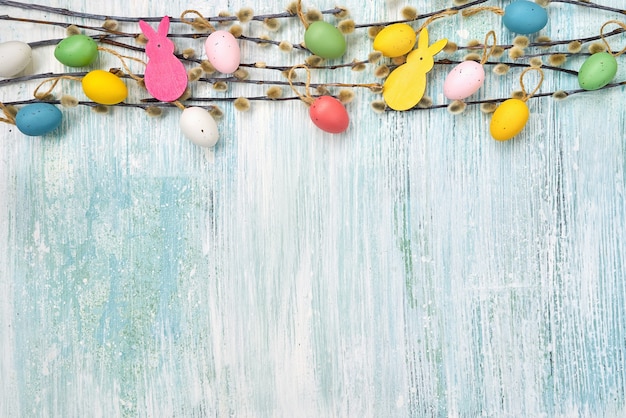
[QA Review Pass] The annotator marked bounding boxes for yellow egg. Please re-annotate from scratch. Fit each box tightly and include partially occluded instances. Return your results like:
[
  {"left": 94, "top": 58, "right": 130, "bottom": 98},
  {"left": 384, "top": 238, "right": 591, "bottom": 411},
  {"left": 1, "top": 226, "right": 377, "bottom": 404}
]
[
  {"left": 489, "top": 98, "right": 529, "bottom": 141},
  {"left": 81, "top": 69, "right": 128, "bottom": 105},
  {"left": 373, "top": 23, "right": 416, "bottom": 58}
]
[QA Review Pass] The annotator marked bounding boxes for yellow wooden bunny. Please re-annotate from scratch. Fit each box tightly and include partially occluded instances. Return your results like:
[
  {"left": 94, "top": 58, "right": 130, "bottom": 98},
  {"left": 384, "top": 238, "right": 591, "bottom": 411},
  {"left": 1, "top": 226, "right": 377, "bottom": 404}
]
[{"left": 382, "top": 28, "right": 447, "bottom": 111}]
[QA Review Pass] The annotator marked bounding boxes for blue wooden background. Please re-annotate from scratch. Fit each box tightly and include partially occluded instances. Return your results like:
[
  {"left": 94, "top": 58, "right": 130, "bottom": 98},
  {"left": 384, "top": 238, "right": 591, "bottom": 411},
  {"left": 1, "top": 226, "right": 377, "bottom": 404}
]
[{"left": 1, "top": 0, "right": 625, "bottom": 416}]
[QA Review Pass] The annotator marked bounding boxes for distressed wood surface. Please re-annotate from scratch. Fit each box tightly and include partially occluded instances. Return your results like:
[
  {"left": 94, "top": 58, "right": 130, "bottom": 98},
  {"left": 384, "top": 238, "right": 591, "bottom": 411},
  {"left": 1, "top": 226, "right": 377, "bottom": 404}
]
[{"left": 1, "top": 1, "right": 625, "bottom": 416}]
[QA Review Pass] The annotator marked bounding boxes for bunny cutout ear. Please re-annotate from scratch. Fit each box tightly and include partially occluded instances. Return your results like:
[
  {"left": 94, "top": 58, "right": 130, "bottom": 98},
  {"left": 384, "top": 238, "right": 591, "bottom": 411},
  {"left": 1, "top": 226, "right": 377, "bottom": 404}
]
[
  {"left": 157, "top": 16, "right": 170, "bottom": 37},
  {"left": 139, "top": 19, "right": 157, "bottom": 39},
  {"left": 417, "top": 28, "right": 430, "bottom": 50},
  {"left": 428, "top": 38, "right": 448, "bottom": 55}
]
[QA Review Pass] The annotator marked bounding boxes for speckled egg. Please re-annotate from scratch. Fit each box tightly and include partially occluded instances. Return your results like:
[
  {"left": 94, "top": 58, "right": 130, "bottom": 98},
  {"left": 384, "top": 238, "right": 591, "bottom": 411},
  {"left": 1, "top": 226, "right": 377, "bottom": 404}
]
[
  {"left": 503, "top": 0, "right": 548, "bottom": 34},
  {"left": 81, "top": 70, "right": 128, "bottom": 105},
  {"left": 490, "top": 98, "right": 529, "bottom": 141},
  {"left": 373, "top": 23, "right": 416, "bottom": 58},
  {"left": 0, "top": 41, "right": 32, "bottom": 77},
  {"left": 15, "top": 103, "right": 63, "bottom": 136},
  {"left": 180, "top": 106, "right": 219, "bottom": 147},
  {"left": 443, "top": 60, "right": 485, "bottom": 100},
  {"left": 309, "top": 96, "right": 349, "bottom": 134},
  {"left": 205, "top": 30, "right": 241, "bottom": 74},
  {"left": 578, "top": 51, "right": 617, "bottom": 91}
]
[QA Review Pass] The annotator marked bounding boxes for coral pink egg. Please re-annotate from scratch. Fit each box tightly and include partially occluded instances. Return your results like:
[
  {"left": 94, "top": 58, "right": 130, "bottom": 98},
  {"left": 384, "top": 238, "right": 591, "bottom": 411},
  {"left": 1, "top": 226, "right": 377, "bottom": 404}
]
[
  {"left": 205, "top": 30, "right": 241, "bottom": 74},
  {"left": 443, "top": 60, "right": 486, "bottom": 100},
  {"left": 309, "top": 96, "right": 349, "bottom": 134}
]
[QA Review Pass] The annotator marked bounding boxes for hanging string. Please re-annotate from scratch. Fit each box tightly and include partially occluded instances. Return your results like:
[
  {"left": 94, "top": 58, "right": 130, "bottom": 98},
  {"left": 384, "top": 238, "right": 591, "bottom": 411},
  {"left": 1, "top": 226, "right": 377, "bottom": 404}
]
[
  {"left": 97, "top": 46, "right": 146, "bottom": 82},
  {"left": 600, "top": 20, "right": 626, "bottom": 56},
  {"left": 288, "top": 64, "right": 314, "bottom": 105},
  {"left": 416, "top": 10, "right": 458, "bottom": 33},
  {"left": 296, "top": 0, "right": 309, "bottom": 29},
  {"left": 480, "top": 30, "right": 497, "bottom": 65},
  {"left": 0, "top": 102, "right": 17, "bottom": 125},
  {"left": 461, "top": 6, "right": 505, "bottom": 18},
  {"left": 519, "top": 67, "right": 544, "bottom": 102},
  {"left": 32, "top": 75, "right": 82, "bottom": 99},
  {"left": 180, "top": 10, "right": 217, "bottom": 33}
]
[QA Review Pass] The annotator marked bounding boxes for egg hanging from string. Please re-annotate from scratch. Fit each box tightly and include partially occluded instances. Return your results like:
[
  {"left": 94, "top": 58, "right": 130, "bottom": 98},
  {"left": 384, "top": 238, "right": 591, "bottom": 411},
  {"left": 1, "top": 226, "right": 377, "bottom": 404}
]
[
  {"left": 54, "top": 34, "right": 99, "bottom": 67},
  {"left": 0, "top": 41, "right": 32, "bottom": 77},
  {"left": 179, "top": 106, "right": 219, "bottom": 147},
  {"left": 309, "top": 96, "right": 349, "bottom": 133},
  {"left": 205, "top": 30, "right": 241, "bottom": 74},
  {"left": 373, "top": 23, "right": 416, "bottom": 58},
  {"left": 304, "top": 21, "right": 346, "bottom": 59},
  {"left": 15, "top": 103, "right": 63, "bottom": 136},
  {"left": 81, "top": 70, "right": 128, "bottom": 105},
  {"left": 502, "top": 0, "right": 548, "bottom": 34},
  {"left": 489, "top": 98, "right": 530, "bottom": 141}
]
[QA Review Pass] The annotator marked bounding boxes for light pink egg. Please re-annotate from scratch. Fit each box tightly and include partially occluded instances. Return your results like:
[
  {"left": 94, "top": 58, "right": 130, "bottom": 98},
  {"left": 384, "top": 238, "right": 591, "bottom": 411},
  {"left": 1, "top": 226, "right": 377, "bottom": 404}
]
[
  {"left": 205, "top": 30, "right": 240, "bottom": 74},
  {"left": 443, "top": 60, "right": 485, "bottom": 100}
]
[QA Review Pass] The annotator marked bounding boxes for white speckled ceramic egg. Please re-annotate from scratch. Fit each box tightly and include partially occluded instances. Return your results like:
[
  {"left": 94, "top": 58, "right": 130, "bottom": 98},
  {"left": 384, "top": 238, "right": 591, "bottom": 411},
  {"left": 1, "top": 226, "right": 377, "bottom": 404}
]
[
  {"left": 180, "top": 107, "right": 219, "bottom": 147},
  {"left": 0, "top": 41, "right": 32, "bottom": 77}
]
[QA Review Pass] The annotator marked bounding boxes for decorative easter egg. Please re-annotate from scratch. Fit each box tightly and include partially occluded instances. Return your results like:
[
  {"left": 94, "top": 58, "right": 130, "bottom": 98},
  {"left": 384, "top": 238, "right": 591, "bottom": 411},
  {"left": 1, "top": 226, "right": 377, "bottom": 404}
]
[
  {"left": 180, "top": 106, "right": 219, "bottom": 147},
  {"left": 502, "top": 0, "right": 548, "bottom": 34},
  {"left": 205, "top": 30, "right": 241, "bottom": 74},
  {"left": 304, "top": 21, "right": 346, "bottom": 59},
  {"left": 54, "top": 34, "right": 99, "bottom": 67},
  {"left": 309, "top": 96, "right": 349, "bottom": 134},
  {"left": 577, "top": 51, "right": 617, "bottom": 91},
  {"left": 373, "top": 23, "right": 416, "bottom": 58},
  {"left": 15, "top": 103, "right": 63, "bottom": 136},
  {"left": 0, "top": 41, "right": 32, "bottom": 77},
  {"left": 443, "top": 60, "right": 486, "bottom": 100},
  {"left": 81, "top": 70, "right": 128, "bottom": 105},
  {"left": 490, "top": 98, "right": 529, "bottom": 141}
]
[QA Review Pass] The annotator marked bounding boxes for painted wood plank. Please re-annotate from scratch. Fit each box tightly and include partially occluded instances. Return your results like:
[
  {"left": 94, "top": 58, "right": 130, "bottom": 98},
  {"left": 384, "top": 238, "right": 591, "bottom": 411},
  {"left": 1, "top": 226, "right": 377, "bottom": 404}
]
[{"left": 1, "top": 0, "right": 625, "bottom": 416}]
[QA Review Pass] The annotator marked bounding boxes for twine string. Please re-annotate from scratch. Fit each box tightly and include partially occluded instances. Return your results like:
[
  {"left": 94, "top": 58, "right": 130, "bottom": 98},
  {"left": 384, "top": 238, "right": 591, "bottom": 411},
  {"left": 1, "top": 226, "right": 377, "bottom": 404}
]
[
  {"left": 519, "top": 67, "right": 544, "bottom": 102},
  {"left": 97, "top": 46, "right": 146, "bottom": 82},
  {"left": 33, "top": 75, "right": 82, "bottom": 100},
  {"left": 296, "top": 0, "right": 309, "bottom": 29},
  {"left": 416, "top": 10, "right": 458, "bottom": 33},
  {"left": 600, "top": 20, "right": 626, "bottom": 57},
  {"left": 0, "top": 102, "right": 17, "bottom": 125},
  {"left": 180, "top": 10, "right": 217, "bottom": 33},
  {"left": 480, "top": 30, "right": 497, "bottom": 65},
  {"left": 288, "top": 64, "right": 314, "bottom": 105},
  {"left": 461, "top": 6, "right": 505, "bottom": 18}
]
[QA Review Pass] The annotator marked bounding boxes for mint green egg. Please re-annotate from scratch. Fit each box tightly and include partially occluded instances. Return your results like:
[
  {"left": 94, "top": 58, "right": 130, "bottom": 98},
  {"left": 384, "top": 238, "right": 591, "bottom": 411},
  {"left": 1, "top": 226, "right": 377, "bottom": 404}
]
[
  {"left": 304, "top": 21, "right": 346, "bottom": 59},
  {"left": 54, "top": 35, "right": 98, "bottom": 67},
  {"left": 578, "top": 52, "right": 617, "bottom": 91}
]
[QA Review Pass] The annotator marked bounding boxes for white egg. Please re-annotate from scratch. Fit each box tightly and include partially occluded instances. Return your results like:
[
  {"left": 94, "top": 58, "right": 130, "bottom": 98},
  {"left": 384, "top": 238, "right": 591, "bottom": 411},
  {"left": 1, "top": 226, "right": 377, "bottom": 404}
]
[
  {"left": 0, "top": 41, "right": 32, "bottom": 77},
  {"left": 179, "top": 107, "right": 219, "bottom": 147}
]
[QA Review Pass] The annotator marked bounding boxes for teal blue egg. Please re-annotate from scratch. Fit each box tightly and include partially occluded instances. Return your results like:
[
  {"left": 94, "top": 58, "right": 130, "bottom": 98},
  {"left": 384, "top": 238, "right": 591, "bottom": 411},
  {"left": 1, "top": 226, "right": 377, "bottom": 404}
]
[
  {"left": 15, "top": 103, "right": 63, "bottom": 136},
  {"left": 503, "top": 0, "right": 548, "bottom": 34},
  {"left": 578, "top": 52, "right": 618, "bottom": 91}
]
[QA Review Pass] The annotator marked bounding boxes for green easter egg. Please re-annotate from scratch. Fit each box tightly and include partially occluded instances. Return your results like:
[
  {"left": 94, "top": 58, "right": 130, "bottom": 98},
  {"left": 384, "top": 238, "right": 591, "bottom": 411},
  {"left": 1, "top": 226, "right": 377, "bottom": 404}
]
[
  {"left": 578, "top": 52, "right": 617, "bottom": 91},
  {"left": 304, "top": 21, "right": 346, "bottom": 59},
  {"left": 54, "top": 35, "right": 98, "bottom": 67}
]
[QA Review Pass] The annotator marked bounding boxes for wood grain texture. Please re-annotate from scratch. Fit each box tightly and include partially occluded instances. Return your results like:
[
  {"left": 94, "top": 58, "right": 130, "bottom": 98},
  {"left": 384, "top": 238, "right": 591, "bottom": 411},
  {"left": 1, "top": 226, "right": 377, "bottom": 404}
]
[{"left": 1, "top": 0, "right": 625, "bottom": 416}]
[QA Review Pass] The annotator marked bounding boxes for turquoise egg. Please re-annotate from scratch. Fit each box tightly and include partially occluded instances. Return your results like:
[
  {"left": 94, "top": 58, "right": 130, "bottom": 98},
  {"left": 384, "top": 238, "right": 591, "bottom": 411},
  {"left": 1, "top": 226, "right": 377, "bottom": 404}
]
[
  {"left": 503, "top": 0, "right": 548, "bottom": 34},
  {"left": 54, "top": 34, "right": 98, "bottom": 67},
  {"left": 15, "top": 103, "right": 63, "bottom": 136},
  {"left": 578, "top": 52, "right": 618, "bottom": 91}
]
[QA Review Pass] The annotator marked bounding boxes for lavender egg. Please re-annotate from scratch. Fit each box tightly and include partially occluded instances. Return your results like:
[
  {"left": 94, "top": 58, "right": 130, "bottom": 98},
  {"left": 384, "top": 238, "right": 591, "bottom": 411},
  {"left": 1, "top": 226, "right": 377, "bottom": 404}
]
[{"left": 443, "top": 60, "right": 485, "bottom": 101}]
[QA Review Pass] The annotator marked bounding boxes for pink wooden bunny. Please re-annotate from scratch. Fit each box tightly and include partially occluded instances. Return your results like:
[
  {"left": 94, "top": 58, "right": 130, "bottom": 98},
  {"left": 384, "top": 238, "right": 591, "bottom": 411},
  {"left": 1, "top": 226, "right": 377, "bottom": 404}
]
[{"left": 139, "top": 16, "right": 188, "bottom": 102}]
